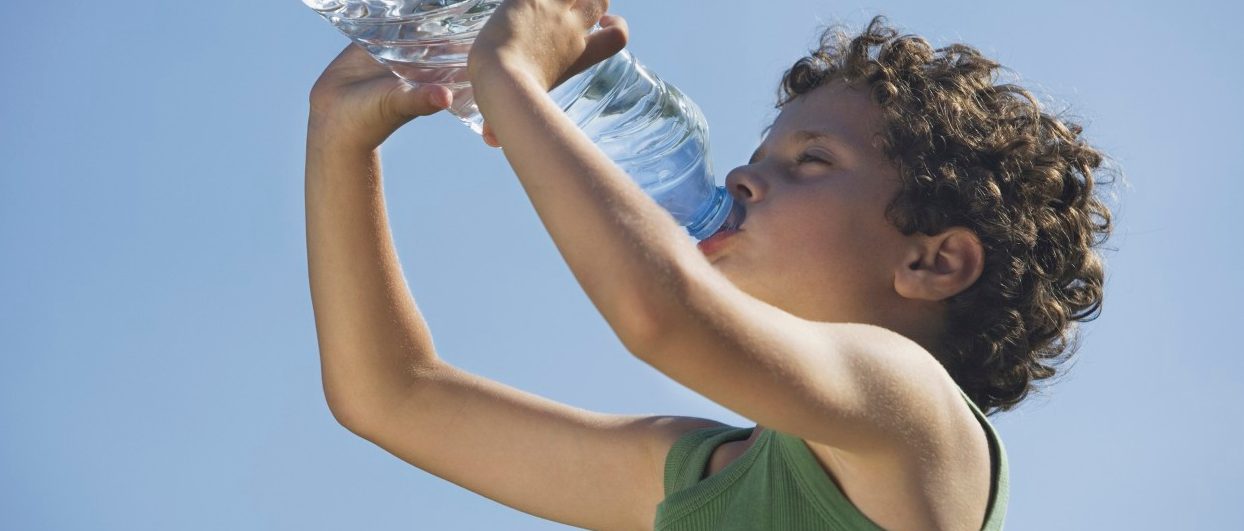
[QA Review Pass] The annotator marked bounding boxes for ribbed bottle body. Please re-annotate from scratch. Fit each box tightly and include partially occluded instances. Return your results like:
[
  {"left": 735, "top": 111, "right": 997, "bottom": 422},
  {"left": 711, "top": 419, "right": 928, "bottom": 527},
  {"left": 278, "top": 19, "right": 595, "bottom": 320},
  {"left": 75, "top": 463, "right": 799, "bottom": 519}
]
[{"left": 555, "top": 50, "right": 727, "bottom": 237}]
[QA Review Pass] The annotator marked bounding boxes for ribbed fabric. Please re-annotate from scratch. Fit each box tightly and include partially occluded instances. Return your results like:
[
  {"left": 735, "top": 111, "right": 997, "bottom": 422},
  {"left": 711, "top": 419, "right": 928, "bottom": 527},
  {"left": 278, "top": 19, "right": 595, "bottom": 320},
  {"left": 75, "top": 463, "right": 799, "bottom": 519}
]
[{"left": 653, "top": 387, "right": 1009, "bottom": 530}]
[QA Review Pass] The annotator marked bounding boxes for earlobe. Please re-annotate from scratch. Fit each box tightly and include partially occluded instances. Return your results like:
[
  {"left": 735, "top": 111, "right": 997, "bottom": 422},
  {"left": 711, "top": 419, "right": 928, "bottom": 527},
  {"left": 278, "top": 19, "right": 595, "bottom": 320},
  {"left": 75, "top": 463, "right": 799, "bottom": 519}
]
[{"left": 894, "top": 228, "right": 984, "bottom": 301}]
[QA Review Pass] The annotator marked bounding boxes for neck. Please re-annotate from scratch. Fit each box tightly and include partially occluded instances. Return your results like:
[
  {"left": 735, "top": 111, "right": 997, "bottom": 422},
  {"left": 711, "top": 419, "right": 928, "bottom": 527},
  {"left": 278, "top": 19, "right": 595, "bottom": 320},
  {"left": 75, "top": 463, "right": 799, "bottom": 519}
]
[{"left": 862, "top": 298, "right": 948, "bottom": 361}]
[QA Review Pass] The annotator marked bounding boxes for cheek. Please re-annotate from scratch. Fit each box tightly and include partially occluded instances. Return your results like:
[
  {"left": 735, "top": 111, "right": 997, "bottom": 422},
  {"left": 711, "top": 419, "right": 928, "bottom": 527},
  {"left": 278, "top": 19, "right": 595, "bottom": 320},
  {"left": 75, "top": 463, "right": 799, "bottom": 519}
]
[{"left": 782, "top": 208, "right": 888, "bottom": 275}]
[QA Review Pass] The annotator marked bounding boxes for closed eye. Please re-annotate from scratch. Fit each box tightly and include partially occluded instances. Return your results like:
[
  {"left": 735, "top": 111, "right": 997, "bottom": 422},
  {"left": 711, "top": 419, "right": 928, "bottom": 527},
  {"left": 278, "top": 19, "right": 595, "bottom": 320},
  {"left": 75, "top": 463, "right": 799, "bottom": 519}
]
[{"left": 796, "top": 152, "right": 832, "bottom": 166}]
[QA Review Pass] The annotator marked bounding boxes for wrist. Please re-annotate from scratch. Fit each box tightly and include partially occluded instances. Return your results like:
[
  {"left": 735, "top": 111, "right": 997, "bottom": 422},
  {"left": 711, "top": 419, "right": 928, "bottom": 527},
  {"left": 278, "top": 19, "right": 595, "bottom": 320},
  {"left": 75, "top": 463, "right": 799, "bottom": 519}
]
[
  {"left": 470, "top": 49, "right": 548, "bottom": 94},
  {"left": 306, "top": 125, "right": 382, "bottom": 184},
  {"left": 307, "top": 112, "right": 387, "bottom": 155},
  {"left": 471, "top": 59, "right": 551, "bottom": 120}
]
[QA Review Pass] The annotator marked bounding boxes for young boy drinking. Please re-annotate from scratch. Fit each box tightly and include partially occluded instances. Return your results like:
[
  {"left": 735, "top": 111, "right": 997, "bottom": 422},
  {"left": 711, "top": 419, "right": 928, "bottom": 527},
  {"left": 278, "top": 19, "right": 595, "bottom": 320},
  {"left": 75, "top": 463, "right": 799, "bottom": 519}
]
[{"left": 304, "top": 1, "right": 1114, "bottom": 529}]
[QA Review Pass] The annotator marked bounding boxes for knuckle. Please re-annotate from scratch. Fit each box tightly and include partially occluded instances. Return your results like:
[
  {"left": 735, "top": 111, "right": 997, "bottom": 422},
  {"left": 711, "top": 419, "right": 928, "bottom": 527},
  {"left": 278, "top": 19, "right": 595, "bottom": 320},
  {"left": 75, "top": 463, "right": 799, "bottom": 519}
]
[
  {"left": 379, "top": 88, "right": 403, "bottom": 120},
  {"left": 308, "top": 84, "right": 338, "bottom": 112}
]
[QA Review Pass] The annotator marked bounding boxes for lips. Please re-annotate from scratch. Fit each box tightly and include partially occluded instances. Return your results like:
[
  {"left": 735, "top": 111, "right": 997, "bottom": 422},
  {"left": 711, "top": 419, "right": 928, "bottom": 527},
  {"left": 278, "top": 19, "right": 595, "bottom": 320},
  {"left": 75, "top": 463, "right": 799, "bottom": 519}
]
[
  {"left": 697, "top": 228, "right": 740, "bottom": 255},
  {"left": 697, "top": 201, "right": 747, "bottom": 256}
]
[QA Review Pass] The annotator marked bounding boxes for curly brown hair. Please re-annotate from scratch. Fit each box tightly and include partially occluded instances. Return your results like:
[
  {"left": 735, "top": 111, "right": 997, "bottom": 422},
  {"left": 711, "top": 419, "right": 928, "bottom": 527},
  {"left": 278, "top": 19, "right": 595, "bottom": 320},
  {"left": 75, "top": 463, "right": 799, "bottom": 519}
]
[{"left": 775, "top": 15, "right": 1117, "bottom": 415}]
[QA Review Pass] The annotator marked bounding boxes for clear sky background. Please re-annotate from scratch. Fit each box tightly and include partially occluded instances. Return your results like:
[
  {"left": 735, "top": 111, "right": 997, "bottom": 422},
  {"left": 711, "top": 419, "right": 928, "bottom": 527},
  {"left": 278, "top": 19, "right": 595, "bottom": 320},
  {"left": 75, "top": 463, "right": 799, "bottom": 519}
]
[{"left": 2, "top": 0, "right": 1241, "bottom": 529}]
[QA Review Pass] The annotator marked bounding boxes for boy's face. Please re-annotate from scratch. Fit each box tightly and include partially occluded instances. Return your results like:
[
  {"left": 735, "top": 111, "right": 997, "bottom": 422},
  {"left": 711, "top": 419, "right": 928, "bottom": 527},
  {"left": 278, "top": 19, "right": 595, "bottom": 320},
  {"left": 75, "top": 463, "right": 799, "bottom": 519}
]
[{"left": 708, "top": 80, "right": 920, "bottom": 323}]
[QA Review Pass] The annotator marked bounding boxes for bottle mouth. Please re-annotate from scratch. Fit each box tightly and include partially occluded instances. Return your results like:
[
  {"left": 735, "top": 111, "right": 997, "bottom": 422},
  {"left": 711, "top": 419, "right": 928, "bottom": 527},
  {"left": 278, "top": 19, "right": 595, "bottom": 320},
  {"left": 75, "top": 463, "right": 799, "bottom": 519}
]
[
  {"left": 720, "top": 200, "right": 746, "bottom": 232},
  {"left": 688, "top": 189, "right": 746, "bottom": 241}
]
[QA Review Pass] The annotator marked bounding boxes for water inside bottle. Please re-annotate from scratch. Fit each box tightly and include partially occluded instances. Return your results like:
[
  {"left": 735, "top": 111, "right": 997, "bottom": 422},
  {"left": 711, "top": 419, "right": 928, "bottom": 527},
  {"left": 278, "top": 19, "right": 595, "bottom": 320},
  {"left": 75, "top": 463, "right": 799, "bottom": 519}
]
[
  {"left": 305, "top": 0, "right": 733, "bottom": 238},
  {"left": 306, "top": 0, "right": 500, "bottom": 130}
]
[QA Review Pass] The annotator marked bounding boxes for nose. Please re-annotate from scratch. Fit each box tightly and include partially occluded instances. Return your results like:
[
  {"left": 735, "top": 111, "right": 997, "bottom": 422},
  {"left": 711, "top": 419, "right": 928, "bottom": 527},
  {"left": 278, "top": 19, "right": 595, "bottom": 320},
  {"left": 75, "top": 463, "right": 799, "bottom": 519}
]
[{"left": 724, "top": 164, "right": 767, "bottom": 204}]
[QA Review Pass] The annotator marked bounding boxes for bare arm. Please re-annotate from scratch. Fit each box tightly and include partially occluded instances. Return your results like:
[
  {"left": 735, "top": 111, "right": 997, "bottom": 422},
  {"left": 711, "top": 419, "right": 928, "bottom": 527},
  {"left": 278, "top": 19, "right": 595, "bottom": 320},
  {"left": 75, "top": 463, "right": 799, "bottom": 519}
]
[
  {"left": 305, "top": 138, "right": 435, "bottom": 424},
  {"left": 303, "top": 147, "right": 721, "bottom": 524},
  {"left": 361, "top": 362, "right": 728, "bottom": 530},
  {"left": 305, "top": 43, "right": 730, "bottom": 530},
  {"left": 306, "top": 133, "right": 725, "bottom": 528},
  {"left": 467, "top": 2, "right": 963, "bottom": 455}
]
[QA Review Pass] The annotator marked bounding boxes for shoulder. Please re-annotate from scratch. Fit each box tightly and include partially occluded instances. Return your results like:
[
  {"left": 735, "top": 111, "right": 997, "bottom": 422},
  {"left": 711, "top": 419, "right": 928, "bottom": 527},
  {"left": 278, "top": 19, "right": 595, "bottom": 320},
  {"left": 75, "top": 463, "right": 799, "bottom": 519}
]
[
  {"left": 814, "top": 323, "right": 973, "bottom": 447},
  {"left": 801, "top": 416, "right": 992, "bottom": 530},
  {"left": 798, "top": 325, "right": 995, "bottom": 529}
]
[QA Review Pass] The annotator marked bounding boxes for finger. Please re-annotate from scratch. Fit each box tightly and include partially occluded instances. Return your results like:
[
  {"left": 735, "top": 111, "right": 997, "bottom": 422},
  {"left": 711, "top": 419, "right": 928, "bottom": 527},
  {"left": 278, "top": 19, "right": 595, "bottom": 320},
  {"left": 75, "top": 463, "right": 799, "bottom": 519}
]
[
  {"left": 385, "top": 83, "right": 453, "bottom": 123},
  {"left": 481, "top": 122, "right": 501, "bottom": 148},
  {"left": 327, "top": 42, "right": 393, "bottom": 79},
  {"left": 338, "top": 42, "right": 380, "bottom": 67},
  {"left": 331, "top": 42, "right": 365, "bottom": 62},
  {"left": 323, "top": 43, "right": 361, "bottom": 72},
  {"left": 576, "top": 0, "right": 609, "bottom": 29},
  {"left": 417, "top": 84, "right": 453, "bottom": 113},
  {"left": 553, "top": 15, "right": 630, "bottom": 88},
  {"left": 598, "top": 13, "right": 625, "bottom": 30},
  {"left": 345, "top": 42, "right": 372, "bottom": 59},
  {"left": 592, "top": 14, "right": 629, "bottom": 55}
]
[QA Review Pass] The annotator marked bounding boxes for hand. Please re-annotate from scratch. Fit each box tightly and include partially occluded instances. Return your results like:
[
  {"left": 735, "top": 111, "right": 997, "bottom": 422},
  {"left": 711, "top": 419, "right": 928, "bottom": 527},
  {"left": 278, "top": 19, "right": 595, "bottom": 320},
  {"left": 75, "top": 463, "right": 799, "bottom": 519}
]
[
  {"left": 467, "top": 0, "right": 629, "bottom": 114},
  {"left": 308, "top": 43, "right": 454, "bottom": 152}
]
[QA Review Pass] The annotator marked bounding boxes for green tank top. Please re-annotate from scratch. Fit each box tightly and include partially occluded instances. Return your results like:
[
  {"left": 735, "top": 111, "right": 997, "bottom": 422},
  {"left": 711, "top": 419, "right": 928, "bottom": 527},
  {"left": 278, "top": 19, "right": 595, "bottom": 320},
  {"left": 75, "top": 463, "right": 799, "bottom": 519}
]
[{"left": 654, "top": 387, "right": 1009, "bottom": 530}]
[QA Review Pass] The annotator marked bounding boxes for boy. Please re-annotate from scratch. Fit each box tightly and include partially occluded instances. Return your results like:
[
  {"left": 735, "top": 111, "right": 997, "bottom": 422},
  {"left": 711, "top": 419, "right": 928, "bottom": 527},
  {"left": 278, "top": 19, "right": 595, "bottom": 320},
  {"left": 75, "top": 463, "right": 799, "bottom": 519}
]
[{"left": 305, "top": 1, "right": 1113, "bottom": 529}]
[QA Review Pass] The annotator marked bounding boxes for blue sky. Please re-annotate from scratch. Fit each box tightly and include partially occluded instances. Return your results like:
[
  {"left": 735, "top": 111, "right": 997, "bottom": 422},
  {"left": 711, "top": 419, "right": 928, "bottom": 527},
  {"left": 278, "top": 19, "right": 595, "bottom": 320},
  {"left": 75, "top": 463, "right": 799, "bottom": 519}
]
[{"left": 2, "top": 0, "right": 1241, "bottom": 529}]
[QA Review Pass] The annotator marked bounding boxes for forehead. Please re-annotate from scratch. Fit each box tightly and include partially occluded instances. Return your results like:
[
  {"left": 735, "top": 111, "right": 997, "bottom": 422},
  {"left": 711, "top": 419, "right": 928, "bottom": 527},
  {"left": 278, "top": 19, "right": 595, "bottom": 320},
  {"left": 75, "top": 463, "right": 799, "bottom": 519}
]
[{"left": 765, "top": 80, "right": 885, "bottom": 154}]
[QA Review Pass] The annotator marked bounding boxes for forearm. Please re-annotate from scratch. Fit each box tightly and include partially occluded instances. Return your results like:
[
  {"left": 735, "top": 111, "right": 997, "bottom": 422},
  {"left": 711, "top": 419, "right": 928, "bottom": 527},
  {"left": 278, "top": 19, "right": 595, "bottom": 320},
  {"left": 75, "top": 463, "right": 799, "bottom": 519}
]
[
  {"left": 305, "top": 121, "right": 439, "bottom": 420},
  {"left": 473, "top": 64, "right": 709, "bottom": 351}
]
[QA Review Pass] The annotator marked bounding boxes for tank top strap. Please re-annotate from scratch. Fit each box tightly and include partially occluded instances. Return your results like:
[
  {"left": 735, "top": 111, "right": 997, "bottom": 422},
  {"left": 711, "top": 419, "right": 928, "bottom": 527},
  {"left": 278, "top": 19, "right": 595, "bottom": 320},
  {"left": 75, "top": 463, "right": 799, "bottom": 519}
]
[{"left": 954, "top": 386, "right": 1011, "bottom": 530}]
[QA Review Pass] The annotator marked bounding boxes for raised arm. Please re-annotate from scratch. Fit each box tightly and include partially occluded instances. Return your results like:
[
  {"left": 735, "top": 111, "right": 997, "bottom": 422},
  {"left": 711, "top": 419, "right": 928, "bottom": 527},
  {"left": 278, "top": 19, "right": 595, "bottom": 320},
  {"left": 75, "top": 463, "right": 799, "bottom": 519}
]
[
  {"left": 467, "top": 0, "right": 969, "bottom": 457},
  {"left": 305, "top": 43, "right": 729, "bottom": 530},
  {"left": 304, "top": 45, "right": 450, "bottom": 422}
]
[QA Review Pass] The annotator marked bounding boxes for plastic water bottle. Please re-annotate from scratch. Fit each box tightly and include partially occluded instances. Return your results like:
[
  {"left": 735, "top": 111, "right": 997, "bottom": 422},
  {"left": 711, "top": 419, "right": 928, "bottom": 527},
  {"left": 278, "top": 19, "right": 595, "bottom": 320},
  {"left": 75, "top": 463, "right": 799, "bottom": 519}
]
[{"left": 303, "top": 0, "right": 741, "bottom": 239}]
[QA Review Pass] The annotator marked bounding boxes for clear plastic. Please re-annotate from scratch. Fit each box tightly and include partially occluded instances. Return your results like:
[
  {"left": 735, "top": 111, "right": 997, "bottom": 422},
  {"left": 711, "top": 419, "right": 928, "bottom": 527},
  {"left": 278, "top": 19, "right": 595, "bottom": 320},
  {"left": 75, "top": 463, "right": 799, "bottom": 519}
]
[{"left": 303, "top": 0, "right": 738, "bottom": 239}]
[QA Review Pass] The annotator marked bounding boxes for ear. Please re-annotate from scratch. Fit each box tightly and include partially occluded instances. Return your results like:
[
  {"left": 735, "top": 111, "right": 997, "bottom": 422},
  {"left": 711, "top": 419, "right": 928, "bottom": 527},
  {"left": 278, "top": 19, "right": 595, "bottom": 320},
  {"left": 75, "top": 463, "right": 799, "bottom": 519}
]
[{"left": 894, "top": 227, "right": 985, "bottom": 302}]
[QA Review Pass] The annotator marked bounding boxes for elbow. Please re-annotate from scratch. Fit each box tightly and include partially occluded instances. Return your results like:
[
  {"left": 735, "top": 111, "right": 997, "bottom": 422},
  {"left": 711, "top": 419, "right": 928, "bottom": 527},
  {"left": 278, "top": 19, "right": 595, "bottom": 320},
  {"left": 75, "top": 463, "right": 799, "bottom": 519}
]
[
  {"left": 624, "top": 255, "right": 749, "bottom": 365},
  {"left": 325, "top": 396, "right": 375, "bottom": 436},
  {"left": 618, "top": 260, "right": 713, "bottom": 361},
  {"left": 321, "top": 378, "right": 403, "bottom": 439},
  {"left": 616, "top": 314, "right": 668, "bottom": 362},
  {"left": 609, "top": 292, "right": 687, "bottom": 362},
  {"left": 321, "top": 374, "right": 364, "bottom": 430}
]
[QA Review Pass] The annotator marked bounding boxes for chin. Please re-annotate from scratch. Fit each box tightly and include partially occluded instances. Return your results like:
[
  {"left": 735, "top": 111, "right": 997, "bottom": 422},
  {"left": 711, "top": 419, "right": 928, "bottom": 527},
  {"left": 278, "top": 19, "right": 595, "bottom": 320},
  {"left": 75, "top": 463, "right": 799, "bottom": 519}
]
[{"left": 714, "top": 264, "right": 756, "bottom": 291}]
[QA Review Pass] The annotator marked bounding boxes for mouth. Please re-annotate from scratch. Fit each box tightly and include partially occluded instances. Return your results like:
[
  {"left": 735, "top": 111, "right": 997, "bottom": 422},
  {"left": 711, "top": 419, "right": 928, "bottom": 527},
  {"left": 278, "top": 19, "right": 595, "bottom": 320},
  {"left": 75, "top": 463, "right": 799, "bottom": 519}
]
[
  {"left": 697, "top": 201, "right": 746, "bottom": 256},
  {"left": 720, "top": 200, "right": 747, "bottom": 232},
  {"left": 697, "top": 228, "right": 740, "bottom": 255},
  {"left": 696, "top": 200, "right": 741, "bottom": 256}
]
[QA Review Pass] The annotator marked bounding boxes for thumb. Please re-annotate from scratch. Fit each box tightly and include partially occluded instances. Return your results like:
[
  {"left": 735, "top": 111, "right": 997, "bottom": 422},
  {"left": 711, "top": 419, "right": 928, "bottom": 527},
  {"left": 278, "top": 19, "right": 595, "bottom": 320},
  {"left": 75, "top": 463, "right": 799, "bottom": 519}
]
[
  {"left": 384, "top": 83, "right": 453, "bottom": 123},
  {"left": 554, "top": 14, "right": 630, "bottom": 88},
  {"left": 592, "top": 14, "right": 630, "bottom": 53}
]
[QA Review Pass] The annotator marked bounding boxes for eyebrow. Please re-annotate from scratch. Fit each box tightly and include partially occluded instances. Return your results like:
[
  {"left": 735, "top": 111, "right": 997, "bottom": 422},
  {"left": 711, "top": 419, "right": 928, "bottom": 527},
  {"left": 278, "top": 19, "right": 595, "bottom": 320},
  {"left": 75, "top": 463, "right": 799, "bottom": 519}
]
[{"left": 749, "top": 129, "right": 851, "bottom": 165}]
